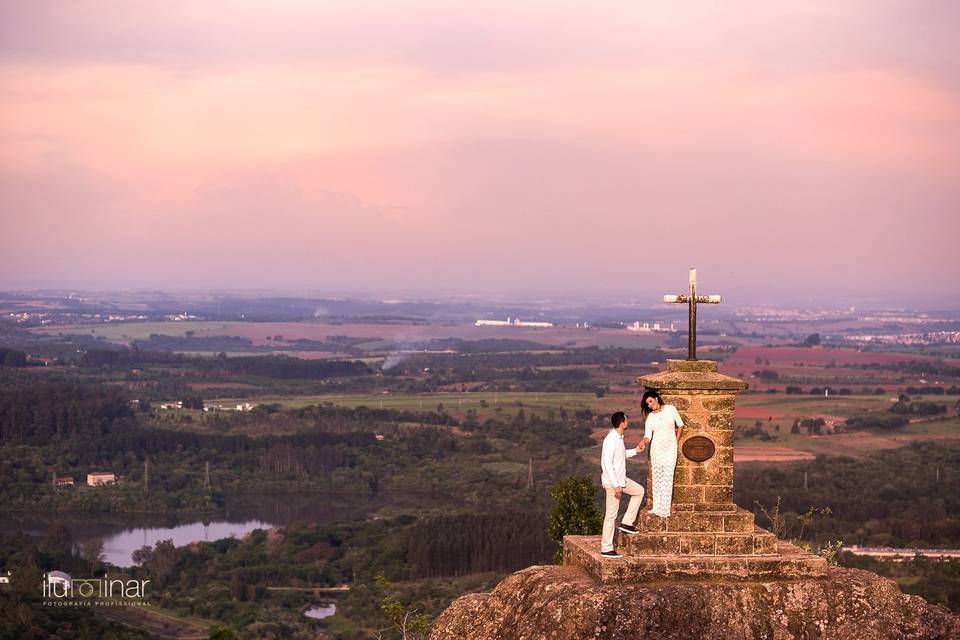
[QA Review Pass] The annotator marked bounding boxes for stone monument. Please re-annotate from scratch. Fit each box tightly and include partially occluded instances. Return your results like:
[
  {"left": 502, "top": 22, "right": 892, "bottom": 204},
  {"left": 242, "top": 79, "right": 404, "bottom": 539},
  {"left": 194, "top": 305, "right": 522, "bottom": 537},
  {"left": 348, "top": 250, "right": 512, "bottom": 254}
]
[
  {"left": 563, "top": 268, "right": 827, "bottom": 582},
  {"left": 429, "top": 268, "right": 960, "bottom": 639}
]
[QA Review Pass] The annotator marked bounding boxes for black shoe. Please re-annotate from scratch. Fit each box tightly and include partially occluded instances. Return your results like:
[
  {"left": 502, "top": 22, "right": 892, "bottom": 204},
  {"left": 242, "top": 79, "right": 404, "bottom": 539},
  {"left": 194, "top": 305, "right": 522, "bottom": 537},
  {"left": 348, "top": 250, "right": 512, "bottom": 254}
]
[
  {"left": 618, "top": 524, "right": 639, "bottom": 535},
  {"left": 600, "top": 550, "right": 622, "bottom": 559}
]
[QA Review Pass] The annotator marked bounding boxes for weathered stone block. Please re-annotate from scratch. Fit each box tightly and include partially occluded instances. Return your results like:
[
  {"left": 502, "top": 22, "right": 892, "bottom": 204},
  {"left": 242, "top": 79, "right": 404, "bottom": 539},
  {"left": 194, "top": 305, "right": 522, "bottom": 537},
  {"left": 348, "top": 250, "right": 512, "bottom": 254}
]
[
  {"left": 703, "top": 485, "right": 733, "bottom": 503},
  {"left": 715, "top": 534, "right": 753, "bottom": 555},
  {"left": 624, "top": 534, "right": 681, "bottom": 555},
  {"left": 692, "top": 465, "right": 732, "bottom": 486},
  {"left": 637, "top": 370, "right": 749, "bottom": 391},
  {"left": 666, "top": 359, "right": 718, "bottom": 373},
  {"left": 722, "top": 512, "right": 755, "bottom": 532},
  {"left": 703, "top": 395, "right": 736, "bottom": 411},
  {"left": 712, "top": 446, "right": 734, "bottom": 465},
  {"left": 708, "top": 412, "right": 735, "bottom": 429},
  {"left": 678, "top": 534, "right": 717, "bottom": 555},
  {"left": 668, "top": 512, "right": 724, "bottom": 532},
  {"left": 672, "top": 484, "right": 703, "bottom": 503},
  {"left": 693, "top": 502, "right": 737, "bottom": 512},
  {"left": 754, "top": 530, "right": 778, "bottom": 555},
  {"left": 684, "top": 465, "right": 711, "bottom": 484},
  {"left": 634, "top": 512, "right": 667, "bottom": 532}
]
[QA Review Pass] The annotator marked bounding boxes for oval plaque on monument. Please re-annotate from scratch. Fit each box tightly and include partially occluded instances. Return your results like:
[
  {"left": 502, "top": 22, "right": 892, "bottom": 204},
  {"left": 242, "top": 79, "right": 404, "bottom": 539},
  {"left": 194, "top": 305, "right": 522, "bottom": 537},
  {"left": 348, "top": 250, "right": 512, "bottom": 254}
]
[{"left": 682, "top": 435, "right": 716, "bottom": 463}]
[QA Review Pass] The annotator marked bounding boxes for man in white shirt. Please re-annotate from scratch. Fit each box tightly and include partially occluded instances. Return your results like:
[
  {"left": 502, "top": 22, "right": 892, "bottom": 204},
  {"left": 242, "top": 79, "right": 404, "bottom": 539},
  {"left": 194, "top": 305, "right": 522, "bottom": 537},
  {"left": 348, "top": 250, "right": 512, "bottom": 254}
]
[{"left": 599, "top": 411, "right": 645, "bottom": 558}]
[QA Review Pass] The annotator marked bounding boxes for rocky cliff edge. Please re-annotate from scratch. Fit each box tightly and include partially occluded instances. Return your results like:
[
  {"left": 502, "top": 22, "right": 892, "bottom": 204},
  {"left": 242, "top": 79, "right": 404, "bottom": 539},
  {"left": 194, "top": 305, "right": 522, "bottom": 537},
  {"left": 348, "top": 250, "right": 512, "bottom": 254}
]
[{"left": 428, "top": 564, "right": 960, "bottom": 640}]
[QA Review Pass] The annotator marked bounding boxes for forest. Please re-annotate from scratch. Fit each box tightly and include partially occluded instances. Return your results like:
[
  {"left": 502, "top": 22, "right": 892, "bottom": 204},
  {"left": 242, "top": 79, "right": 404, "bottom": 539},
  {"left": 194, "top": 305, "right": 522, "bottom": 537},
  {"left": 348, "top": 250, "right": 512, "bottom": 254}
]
[{"left": 1, "top": 334, "right": 959, "bottom": 638}]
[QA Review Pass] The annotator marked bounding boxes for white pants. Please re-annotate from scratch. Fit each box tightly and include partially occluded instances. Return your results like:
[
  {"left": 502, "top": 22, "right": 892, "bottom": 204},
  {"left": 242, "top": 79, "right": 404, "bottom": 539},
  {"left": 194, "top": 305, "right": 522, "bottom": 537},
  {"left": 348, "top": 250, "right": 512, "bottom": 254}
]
[{"left": 601, "top": 477, "right": 645, "bottom": 552}]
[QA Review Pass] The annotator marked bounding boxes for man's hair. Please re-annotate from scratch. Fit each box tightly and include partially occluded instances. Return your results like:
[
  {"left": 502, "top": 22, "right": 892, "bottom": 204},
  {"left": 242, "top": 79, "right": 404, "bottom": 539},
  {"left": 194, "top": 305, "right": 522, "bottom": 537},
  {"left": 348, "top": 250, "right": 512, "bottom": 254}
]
[{"left": 611, "top": 411, "right": 627, "bottom": 428}]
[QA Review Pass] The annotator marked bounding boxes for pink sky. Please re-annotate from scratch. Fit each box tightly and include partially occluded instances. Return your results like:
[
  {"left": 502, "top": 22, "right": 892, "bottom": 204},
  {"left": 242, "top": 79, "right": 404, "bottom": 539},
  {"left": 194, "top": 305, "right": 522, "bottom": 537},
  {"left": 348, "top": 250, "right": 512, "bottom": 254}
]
[{"left": 1, "top": 1, "right": 958, "bottom": 306}]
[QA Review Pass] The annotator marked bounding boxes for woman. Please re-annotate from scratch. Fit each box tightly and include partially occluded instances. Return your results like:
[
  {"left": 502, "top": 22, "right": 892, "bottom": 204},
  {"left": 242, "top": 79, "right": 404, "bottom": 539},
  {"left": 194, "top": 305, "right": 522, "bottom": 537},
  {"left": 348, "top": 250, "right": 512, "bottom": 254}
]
[{"left": 637, "top": 389, "right": 684, "bottom": 517}]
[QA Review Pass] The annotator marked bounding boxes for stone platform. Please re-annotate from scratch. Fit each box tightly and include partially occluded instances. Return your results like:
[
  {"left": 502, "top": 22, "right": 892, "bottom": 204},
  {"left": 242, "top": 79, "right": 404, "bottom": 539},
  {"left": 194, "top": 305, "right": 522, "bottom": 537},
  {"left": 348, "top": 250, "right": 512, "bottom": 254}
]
[
  {"left": 620, "top": 507, "right": 779, "bottom": 556},
  {"left": 564, "top": 535, "right": 827, "bottom": 583}
]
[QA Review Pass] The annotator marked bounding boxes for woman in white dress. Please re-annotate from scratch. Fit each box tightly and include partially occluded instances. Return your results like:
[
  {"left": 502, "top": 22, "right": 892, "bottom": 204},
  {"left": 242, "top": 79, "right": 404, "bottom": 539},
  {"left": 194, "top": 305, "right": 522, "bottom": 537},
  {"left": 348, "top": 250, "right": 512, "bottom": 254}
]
[{"left": 637, "top": 389, "right": 684, "bottom": 517}]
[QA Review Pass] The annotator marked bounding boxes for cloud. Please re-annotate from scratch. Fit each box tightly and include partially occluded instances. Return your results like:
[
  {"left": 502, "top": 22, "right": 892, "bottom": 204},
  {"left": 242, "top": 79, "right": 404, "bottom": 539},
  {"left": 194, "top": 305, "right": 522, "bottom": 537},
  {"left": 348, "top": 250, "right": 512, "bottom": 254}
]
[
  {"left": 1, "top": 2, "right": 958, "bottom": 304},
  {"left": 1, "top": 2, "right": 958, "bottom": 82}
]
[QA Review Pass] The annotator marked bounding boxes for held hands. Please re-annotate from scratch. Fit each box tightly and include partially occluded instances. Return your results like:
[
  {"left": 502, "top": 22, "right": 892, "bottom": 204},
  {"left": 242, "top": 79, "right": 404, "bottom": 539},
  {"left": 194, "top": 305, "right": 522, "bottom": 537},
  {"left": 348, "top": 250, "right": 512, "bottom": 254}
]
[
  {"left": 614, "top": 487, "right": 623, "bottom": 499},
  {"left": 637, "top": 438, "right": 648, "bottom": 452}
]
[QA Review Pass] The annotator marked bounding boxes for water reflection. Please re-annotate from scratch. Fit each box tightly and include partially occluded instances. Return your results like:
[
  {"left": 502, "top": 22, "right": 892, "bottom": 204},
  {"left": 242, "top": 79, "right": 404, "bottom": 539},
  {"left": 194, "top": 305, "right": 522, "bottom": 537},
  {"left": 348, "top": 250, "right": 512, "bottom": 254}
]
[
  {"left": 101, "top": 519, "right": 270, "bottom": 566},
  {"left": 0, "top": 492, "right": 418, "bottom": 567}
]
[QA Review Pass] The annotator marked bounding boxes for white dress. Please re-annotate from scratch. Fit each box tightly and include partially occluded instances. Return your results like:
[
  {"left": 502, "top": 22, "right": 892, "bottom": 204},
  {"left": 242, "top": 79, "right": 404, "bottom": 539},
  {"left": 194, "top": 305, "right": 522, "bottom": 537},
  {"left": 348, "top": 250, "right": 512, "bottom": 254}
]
[{"left": 644, "top": 404, "right": 684, "bottom": 517}]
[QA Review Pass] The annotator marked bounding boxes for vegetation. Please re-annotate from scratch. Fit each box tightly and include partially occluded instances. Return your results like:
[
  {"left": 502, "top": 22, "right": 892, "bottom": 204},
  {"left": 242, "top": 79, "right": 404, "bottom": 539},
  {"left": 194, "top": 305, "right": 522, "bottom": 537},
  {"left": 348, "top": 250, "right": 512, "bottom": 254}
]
[
  {"left": 737, "top": 442, "right": 960, "bottom": 548},
  {"left": 547, "top": 476, "right": 603, "bottom": 563},
  {"left": 2, "top": 318, "right": 960, "bottom": 637}
]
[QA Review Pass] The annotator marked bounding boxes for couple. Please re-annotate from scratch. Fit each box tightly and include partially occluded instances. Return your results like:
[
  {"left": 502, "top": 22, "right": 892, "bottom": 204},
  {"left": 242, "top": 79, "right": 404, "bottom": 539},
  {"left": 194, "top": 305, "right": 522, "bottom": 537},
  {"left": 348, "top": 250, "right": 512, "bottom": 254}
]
[{"left": 599, "top": 390, "right": 684, "bottom": 559}]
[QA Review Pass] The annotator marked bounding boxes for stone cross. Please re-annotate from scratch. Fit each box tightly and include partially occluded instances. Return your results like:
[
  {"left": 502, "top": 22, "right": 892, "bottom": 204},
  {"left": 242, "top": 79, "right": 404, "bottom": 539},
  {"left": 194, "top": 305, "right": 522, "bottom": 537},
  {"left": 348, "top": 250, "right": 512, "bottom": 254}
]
[{"left": 663, "top": 268, "right": 721, "bottom": 361}]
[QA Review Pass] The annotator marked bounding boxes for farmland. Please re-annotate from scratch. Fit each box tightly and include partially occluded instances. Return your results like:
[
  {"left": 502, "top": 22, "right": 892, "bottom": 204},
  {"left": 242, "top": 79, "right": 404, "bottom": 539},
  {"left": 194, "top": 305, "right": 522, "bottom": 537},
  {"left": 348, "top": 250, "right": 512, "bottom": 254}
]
[
  {"left": 31, "top": 319, "right": 668, "bottom": 350},
  {"left": 6, "top": 301, "right": 960, "bottom": 637}
]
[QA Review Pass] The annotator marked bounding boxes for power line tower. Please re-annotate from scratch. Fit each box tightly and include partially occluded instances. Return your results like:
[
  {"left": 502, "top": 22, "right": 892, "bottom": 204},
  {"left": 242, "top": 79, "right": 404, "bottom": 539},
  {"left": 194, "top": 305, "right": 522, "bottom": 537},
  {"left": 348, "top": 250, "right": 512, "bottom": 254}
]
[
  {"left": 527, "top": 457, "right": 534, "bottom": 490},
  {"left": 203, "top": 461, "right": 211, "bottom": 492},
  {"left": 144, "top": 458, "right": 149, "bottom": 494}
]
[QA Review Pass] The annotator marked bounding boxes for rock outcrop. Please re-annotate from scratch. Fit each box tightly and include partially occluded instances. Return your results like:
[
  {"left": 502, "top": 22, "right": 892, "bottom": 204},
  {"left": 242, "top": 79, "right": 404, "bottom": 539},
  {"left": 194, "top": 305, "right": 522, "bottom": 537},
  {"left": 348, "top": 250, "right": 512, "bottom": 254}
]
[{"left": 428, "top": 563, "right": 960, "bottom": 640}]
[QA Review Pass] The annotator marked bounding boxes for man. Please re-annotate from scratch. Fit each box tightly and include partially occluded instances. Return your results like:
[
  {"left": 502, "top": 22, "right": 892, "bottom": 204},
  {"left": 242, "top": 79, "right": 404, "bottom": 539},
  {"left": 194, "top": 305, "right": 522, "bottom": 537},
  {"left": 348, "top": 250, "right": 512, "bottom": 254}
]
[{"left": 599, "top": 411, "right": 645, "bottom": 558}]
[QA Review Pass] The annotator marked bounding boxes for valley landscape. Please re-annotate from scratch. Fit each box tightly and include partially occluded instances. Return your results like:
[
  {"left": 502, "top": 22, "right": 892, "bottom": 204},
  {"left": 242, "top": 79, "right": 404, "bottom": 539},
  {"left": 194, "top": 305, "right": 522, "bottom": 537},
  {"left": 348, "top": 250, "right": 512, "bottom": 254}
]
[{"left": 2, "top": 291, "right": 959, "bottom": 638}]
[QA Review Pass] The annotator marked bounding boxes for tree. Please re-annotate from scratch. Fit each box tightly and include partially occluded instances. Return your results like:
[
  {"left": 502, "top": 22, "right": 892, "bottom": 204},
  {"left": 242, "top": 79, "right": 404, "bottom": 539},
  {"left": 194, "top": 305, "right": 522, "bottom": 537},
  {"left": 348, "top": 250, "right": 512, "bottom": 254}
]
[
  {"left": 132, "top": 545, "right": 153, "bottom": 567},
  {"left": 548, "top": 475, "right": 602, "bottom": 563},
  {"left": 41, "top": 524, "right": 74, "bottom": 564},
  {"left": 78, "top": 538, "right": 105, "bottom": 574},
  {"left": 804, "top": 333, "right": 821, "bottom": 346},
  {"left": 138, "top": 539, "right": 179, "bottom": 586},
  {"left": 375, "top": 575, "right": 430, "bottom": 640},
  {"left": 1, "top": 349, "right": 27, "bottom": 368}
]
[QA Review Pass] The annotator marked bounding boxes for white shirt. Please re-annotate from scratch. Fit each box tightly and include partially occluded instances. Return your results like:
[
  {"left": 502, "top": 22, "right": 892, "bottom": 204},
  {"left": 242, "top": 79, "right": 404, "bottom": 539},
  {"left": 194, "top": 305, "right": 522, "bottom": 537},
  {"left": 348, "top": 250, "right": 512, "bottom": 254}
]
[{"left": 600, "top": 428, "right": 637, "bottom": 488}]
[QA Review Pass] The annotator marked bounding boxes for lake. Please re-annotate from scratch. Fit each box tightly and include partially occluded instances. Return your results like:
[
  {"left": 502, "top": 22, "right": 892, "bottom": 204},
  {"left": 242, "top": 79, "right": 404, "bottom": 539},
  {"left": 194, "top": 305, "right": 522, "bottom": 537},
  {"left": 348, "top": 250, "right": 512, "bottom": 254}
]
[{"left": 0, "top": 492, "right": 402, "bottom": 567}]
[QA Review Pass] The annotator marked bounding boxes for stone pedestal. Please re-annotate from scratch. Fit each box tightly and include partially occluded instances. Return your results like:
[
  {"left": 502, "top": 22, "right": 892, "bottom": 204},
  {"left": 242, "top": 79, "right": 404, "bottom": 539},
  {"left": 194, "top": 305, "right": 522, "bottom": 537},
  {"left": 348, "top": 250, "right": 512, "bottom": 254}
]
[
  {"left": 563, "top": 535, "right": 826, "bottom": 583},
  {"left": 639, "top": 359, "right": 745, "bottom": 511},
  {"left": 564, "top": 358, "right": 828, "bottom": 583}
]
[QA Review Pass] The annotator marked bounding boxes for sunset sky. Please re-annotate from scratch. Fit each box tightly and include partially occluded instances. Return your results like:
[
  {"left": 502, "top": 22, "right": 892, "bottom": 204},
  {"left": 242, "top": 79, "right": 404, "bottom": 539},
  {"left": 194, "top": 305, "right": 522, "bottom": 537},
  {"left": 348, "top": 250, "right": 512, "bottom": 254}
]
[{"left": 2, "top": 1, "right": 958, "bottom": 306}]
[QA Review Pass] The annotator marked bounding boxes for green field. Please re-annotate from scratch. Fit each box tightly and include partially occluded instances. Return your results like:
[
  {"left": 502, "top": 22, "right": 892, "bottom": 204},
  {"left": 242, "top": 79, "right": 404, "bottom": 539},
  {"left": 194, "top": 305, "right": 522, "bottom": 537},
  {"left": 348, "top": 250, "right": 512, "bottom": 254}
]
[
  {"left": 206, "top": 391, "right": 596, "bottom": 415},
  {"left": 903, "top": 417, "right": 960, "bottom": 437},
  {"left": 736, "top": 393, "right": 896, "bottom": 418}
]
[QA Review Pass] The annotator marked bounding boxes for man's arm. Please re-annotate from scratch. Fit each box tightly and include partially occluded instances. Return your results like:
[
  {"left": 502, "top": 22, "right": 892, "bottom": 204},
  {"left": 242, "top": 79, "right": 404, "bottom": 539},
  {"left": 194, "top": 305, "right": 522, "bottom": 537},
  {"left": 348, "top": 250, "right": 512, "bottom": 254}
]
[{"left": 600, "top": 437, "right": 618, "bottom": 490}]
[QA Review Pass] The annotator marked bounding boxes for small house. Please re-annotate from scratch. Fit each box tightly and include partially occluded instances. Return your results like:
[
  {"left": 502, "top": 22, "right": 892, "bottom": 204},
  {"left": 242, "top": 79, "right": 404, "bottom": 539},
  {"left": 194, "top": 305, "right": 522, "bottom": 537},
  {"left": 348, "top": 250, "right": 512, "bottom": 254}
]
[
  {"left": 87, "top": 472, "right": 116, "bottom": 486},
  {"left": 55, "top": 476, "right": 74, "bottom": 487}
]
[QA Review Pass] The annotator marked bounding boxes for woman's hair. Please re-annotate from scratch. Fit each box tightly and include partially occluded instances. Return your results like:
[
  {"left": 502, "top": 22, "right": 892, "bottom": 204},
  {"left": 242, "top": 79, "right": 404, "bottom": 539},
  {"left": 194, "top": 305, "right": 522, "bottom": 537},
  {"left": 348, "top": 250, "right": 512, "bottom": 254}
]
[{"left": 640, "top": 389, "right": 665, "bottom": 418}]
